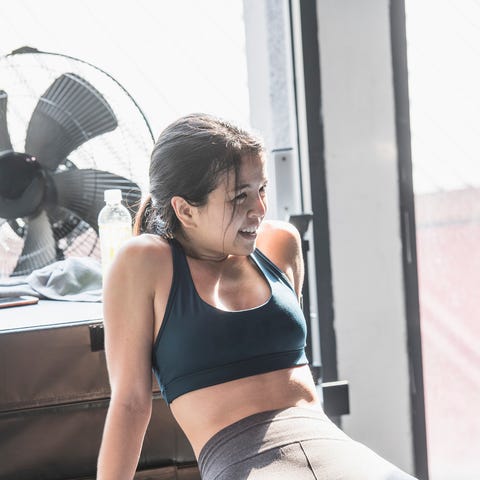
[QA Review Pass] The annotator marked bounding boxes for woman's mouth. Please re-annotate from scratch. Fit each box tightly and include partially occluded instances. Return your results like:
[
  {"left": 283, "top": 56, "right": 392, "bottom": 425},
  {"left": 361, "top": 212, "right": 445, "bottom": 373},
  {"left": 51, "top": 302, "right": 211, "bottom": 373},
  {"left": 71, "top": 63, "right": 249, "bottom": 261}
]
[{"left": 239, "top": 226, "right": 258, "bottom": 238}]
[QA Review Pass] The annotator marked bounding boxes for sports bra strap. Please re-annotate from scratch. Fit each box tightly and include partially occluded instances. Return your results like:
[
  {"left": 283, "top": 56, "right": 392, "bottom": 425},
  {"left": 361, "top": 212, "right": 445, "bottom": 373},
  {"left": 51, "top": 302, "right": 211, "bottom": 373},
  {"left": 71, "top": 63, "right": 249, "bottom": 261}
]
[{"left": 251, "top": 249, "right": 296, "bottom": 294}]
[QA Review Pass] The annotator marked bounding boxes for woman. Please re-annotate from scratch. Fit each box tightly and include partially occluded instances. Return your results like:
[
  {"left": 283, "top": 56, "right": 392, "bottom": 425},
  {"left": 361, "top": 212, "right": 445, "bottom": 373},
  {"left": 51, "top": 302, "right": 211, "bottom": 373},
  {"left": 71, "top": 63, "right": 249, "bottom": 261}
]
[{"left": 97, "top": 113, "right": 417, "bottom": 479}]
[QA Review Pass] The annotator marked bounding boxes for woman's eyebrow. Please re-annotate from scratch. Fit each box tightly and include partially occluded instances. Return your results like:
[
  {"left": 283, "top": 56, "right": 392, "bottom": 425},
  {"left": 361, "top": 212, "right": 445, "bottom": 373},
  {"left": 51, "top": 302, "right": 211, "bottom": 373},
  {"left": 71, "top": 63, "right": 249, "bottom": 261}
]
[{"left": 234, "top": 179, "right": 269, "bottom": 190}]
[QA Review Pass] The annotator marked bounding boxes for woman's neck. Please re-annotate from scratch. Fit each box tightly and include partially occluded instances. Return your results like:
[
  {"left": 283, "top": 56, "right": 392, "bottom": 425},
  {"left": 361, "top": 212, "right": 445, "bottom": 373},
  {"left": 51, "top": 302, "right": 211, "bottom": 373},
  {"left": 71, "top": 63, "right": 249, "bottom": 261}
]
[{"left": 174, "top": 232, "right": 229, "bottom": 263}]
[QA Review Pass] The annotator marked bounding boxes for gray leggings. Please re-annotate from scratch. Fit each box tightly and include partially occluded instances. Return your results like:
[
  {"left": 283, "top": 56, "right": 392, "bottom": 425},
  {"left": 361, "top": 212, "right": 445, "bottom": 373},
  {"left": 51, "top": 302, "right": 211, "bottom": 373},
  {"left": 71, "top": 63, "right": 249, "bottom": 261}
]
[{"left": 198, "top": 407, "right": 418, "bottom": 480}]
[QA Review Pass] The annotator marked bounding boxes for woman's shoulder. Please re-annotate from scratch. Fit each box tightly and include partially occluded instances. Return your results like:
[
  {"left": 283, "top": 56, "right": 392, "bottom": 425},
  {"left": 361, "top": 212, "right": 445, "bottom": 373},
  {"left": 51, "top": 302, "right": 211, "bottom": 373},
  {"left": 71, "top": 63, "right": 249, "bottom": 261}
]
[
  {"left": 256, "top": 220, "right": 303, "bottom": 296},
  {"left": 257, "top": 220, "right": 304, "bottom": 296},
  {"left": 102, "top": 234, "right": 175, "bottom": 337},
  {"left": 258, "top": 219, "right": 301, "bottom": 235},
  {"left": 104, "top": 234, "right": 173, "bottom": 289},
  {"left": 117, "top": 233, "right": 171, "bottom": 261},
  {"left": 257, "top": 219, "right": 301, "bottom": 251}
]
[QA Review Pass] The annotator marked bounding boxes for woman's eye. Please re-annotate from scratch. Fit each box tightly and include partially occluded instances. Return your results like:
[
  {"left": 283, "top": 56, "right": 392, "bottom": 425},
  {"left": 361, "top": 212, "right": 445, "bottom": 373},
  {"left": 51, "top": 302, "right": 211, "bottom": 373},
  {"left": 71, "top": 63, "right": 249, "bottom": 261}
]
[{"left": 233, "top": 192, "right": 247, "bottom": 203}]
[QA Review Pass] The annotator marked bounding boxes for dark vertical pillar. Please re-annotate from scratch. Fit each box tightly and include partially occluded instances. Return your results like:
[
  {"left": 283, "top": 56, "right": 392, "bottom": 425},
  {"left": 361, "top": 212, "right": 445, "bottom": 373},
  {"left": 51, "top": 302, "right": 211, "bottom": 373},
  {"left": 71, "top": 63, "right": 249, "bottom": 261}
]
[
  {"left": 389, "top": 1, "right": 429, "bottom": 478},
  {"left": 291, "top": 0, "right": 337, "bottom": 383}
]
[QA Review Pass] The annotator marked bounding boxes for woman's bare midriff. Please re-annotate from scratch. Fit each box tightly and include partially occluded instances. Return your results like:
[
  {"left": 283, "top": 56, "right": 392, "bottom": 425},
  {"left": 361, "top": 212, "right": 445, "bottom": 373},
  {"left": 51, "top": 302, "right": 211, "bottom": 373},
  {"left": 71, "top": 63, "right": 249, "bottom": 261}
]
[{"left": 169, "top": 364, "right": 322, "bottom": 458}]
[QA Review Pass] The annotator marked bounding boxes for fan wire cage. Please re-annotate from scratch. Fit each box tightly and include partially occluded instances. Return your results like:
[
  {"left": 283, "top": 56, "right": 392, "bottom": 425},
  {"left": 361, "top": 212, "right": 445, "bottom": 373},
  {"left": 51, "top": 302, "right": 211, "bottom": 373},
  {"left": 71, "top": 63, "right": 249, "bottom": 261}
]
[{"left": 0, "top": 48, "right": 154, "bottom": 278}]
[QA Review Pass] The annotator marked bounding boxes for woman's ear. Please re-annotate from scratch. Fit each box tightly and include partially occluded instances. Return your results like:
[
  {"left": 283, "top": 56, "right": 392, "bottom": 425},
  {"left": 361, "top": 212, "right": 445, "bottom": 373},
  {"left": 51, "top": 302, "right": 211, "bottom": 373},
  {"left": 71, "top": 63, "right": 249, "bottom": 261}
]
[{"left": 171, "top": 196, "right": 198, "bottom": 229}]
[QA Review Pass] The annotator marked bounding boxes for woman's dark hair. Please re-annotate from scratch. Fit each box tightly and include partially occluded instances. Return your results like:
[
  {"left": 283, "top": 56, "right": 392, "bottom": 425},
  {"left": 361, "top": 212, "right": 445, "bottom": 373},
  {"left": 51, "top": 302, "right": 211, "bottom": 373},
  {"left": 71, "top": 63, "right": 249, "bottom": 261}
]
[{"left": 134, "top": 113, "right": 264, "bottom": 238}]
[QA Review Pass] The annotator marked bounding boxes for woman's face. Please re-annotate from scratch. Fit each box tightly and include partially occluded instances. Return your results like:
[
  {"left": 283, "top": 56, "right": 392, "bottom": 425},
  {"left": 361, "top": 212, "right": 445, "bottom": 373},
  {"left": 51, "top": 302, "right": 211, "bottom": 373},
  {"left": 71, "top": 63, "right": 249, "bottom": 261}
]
[{"left": 192, "top": 153, "right": 268, "bottom": 258}]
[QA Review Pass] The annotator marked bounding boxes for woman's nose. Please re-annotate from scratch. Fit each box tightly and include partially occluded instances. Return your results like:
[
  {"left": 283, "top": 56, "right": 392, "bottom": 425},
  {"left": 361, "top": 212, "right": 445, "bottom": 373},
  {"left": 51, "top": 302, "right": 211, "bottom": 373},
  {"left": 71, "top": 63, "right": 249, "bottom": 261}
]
[{"left": 248, "top": 194, "right": 267, "bottom": 218}]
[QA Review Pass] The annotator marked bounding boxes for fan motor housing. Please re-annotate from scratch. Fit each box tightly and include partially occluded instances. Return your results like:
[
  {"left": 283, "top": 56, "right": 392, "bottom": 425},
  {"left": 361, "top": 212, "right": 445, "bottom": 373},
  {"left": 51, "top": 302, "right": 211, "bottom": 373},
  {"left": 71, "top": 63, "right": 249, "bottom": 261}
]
[{"left": 0, "top": 152, "right": 46, "bottom": 219}]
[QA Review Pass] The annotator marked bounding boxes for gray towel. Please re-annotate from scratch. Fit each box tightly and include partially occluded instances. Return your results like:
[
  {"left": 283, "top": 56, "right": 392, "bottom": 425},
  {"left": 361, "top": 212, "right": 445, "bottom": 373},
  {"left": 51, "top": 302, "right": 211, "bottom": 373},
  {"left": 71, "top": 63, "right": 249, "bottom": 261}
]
[{"left": 0, "top": 257, "right": 102, "bottom": 302}]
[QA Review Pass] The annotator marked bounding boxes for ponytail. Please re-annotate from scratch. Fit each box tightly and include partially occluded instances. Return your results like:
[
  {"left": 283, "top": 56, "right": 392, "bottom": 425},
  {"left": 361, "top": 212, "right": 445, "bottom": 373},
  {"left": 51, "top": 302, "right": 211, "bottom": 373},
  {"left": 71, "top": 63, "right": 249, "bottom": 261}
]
[
  {"left": 133, "top": 194, "right": 154, "bottom": 236},
  {"left": 133, "top": 194, "right": 172, "bottom": 238}
]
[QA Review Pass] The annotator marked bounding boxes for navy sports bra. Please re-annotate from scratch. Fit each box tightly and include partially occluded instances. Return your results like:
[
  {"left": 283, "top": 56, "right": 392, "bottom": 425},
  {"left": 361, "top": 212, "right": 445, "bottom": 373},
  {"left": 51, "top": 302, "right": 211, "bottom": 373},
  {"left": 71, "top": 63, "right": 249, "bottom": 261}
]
[{"left": 151, "top": 239, "right": 308, "bottom": 404}]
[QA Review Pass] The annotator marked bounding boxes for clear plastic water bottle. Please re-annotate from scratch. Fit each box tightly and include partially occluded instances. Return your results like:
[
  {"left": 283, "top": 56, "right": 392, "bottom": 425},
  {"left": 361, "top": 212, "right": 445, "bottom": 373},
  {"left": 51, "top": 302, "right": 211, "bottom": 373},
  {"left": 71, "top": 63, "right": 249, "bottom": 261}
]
[{"left": 98, "top": 189, "right": 132, "bottom": 276}]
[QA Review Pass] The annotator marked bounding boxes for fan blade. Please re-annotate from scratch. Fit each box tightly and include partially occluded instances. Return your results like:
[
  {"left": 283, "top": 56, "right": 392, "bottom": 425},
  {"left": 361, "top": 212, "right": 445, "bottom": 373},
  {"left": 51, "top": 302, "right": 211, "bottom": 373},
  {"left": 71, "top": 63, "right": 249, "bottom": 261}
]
[
  {"left": 12, "top": 210, "right": 57, "bottom": 276},
  {"left": 52, "top": 169, "right": 142, "bottom": 232},
  {"left": 25, "top": 73, "right": 118, "bottom": 170},
  {"left": 44, "top": 204, "right": 84, "bottom": 242},
  {"left": 0, "top": 91, "right": 13, "bottom": 155}
]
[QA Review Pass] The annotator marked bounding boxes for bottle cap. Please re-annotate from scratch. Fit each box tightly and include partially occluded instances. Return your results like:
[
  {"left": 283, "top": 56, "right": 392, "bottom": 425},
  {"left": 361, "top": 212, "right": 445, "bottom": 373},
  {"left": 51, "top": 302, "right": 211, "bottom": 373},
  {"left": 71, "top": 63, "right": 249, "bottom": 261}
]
[{"left": 104, "top": 189, "right": 122, "bottom": 205}]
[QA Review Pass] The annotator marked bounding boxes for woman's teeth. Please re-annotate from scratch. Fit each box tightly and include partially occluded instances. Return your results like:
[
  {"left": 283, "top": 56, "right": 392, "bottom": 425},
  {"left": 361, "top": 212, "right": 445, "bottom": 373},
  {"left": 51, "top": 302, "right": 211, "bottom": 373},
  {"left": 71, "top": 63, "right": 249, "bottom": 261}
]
[{"left": 240, "top": 227, "right": 257, "bottom": 234}]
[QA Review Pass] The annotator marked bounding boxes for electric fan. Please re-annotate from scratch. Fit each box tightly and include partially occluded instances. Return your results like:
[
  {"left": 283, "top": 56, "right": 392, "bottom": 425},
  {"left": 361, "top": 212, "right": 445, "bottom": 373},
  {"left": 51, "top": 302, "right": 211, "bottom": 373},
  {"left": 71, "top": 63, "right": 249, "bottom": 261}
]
[{"left": 0, "top": 47, "right": 154, "bottom": 278}]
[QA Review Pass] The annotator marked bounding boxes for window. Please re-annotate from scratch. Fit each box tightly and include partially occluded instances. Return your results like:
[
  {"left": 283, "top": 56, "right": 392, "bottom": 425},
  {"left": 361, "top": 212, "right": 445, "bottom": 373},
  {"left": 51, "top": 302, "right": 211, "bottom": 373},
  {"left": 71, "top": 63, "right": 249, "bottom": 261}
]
[{"left": 405, "top": 2, "right": 480, "bottom": 478}]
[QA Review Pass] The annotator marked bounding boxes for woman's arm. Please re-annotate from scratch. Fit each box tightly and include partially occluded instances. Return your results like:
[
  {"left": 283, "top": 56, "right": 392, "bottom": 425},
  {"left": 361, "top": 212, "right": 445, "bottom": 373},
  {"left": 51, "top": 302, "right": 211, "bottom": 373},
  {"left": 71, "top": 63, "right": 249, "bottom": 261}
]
[
  {"left": 96, "top": 239, "right": 158, "bottom": 480},
  {"left": 257, "top": 220, "right": 305, "bottom": 298}
]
